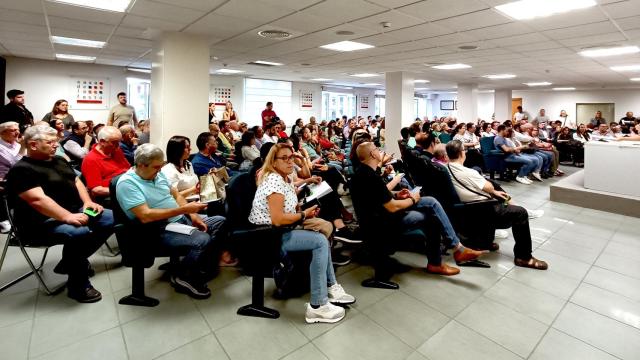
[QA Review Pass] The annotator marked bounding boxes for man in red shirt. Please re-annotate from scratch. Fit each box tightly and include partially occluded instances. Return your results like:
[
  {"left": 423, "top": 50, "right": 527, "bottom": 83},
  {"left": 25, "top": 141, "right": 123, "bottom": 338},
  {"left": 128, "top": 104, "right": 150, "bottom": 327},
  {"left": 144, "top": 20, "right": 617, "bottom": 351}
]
[
  {"left": 81, "top": 126, "right": 130, "bottom": 201},
  {"left": 261, "top": 101, "right": 277, "bottom": 128}
]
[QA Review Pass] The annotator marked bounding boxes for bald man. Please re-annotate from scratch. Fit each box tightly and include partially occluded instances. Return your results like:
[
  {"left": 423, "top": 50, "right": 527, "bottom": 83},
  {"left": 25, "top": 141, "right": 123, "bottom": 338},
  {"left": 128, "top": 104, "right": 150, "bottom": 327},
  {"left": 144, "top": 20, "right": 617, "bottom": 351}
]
[{"left": 350, "top": 141, "right": 485, "bottom": 283}]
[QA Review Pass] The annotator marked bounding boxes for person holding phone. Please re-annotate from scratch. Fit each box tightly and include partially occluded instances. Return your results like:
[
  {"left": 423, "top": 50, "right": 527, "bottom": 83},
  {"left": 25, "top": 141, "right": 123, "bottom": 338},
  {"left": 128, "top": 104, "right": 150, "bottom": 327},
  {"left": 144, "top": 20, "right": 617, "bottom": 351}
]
[
  {"left": 116, "top": 144, "right": 226, "bottom": 300},
  {"left": 6, "top": 125, "right": 115, "bottom": 303},
  {"left": 249, "top": 143, "right": 355, "bottom": 324}
]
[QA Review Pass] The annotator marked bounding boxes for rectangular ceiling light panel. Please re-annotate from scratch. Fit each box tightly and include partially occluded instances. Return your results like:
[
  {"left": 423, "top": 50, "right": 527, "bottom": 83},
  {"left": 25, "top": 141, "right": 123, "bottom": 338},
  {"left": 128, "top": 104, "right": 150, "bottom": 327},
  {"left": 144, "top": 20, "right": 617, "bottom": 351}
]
[
  {"left": 48, "top": 0, "right": 132, "bottom": 12},
  {"left": 495, "top": 0, "right": 596, "bottom": 20},
  {"left": 51, "top": 36, "right": 105, "bottom": 48}
]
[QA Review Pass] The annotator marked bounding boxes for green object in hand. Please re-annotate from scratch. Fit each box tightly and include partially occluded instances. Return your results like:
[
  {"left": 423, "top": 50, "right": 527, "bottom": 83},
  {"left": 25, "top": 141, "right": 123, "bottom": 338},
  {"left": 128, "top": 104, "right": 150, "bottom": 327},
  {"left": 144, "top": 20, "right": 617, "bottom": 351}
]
[{"left": 84, "top": 208, "right": 99, "bottom": 217}]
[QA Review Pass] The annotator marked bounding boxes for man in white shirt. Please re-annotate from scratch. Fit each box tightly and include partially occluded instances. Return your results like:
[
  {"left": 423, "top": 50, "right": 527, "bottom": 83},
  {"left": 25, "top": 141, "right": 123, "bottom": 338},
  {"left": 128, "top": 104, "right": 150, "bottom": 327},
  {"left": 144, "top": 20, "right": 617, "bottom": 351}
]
[
  {"left": 261, "top": 122, "right": 280, "bottom": 144},
  {"left": 513, "top": 106, "right": 527, "bottom": 122},
  {"left": 445, "top": 140, "right": 547, "bottom": 270},
  {"left": 590, "top": 124, "right": 616, "bottom": 141},
  {"left": 367, "top": 119, "right": 379, "bottom": 139}
]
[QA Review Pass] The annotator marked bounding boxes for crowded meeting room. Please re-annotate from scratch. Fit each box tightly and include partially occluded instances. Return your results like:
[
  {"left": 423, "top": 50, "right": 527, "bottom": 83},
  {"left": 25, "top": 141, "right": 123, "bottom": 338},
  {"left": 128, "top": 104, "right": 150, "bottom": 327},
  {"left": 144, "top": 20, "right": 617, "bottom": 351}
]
[{"left": 1, "top": 0, "right": 640, "bottom": 359}]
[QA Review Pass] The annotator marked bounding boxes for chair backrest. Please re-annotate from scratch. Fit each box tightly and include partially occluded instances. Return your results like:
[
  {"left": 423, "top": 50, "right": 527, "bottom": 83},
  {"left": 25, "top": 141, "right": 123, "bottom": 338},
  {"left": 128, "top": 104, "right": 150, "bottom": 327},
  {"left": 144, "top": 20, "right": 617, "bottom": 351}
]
[
  {"left": 438, "top": 133, "right": 452, "bottom": 144},
  {"left": 234, "top": 142, "right": 244, "bottom": 162},
  {"left": 109, "top": 174, "right": 129, "bottom": 226},
  {"left": 414, "top": 160, "right": 461, "bottom": 208},
  {"left": 225, "top": 169, "right": 258, "bottom": 229},
  {"left": 479, "top": 136, "right": 497, "bottom": 154}
]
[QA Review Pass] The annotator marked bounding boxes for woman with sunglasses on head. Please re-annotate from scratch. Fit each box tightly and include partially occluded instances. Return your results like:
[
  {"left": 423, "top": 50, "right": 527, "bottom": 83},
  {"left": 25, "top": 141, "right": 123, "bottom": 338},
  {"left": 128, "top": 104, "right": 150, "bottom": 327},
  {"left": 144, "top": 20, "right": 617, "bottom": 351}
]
[{"left": 249, "top": 143, "right": 355, "bottom": 323}]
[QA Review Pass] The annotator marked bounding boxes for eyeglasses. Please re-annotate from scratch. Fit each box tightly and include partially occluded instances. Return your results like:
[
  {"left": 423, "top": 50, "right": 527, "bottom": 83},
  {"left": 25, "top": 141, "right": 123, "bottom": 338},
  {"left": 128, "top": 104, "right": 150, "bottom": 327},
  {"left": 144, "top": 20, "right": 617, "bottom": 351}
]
[{"left": 275, "top": 155, "right": 295, "bottom": 162}]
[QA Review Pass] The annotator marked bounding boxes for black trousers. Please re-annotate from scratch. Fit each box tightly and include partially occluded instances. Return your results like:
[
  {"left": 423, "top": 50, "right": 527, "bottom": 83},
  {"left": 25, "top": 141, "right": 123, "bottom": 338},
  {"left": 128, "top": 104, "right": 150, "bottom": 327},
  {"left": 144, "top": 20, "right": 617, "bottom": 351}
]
[
  {"left": 317, "top": 191, "right": 344, "bottom": 224},
  {"left": 312, "top": 166, "right": 345, "bottom": 190},
  {"left": 493, "top": 204, "right": 532, "bottom": 260}
]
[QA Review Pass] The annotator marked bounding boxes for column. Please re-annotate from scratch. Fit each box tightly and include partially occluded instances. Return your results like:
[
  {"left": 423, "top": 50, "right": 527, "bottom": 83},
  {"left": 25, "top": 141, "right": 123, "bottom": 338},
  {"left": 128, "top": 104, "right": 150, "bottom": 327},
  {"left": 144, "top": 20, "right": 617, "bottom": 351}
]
[
  {"left": 150, "top": 32, "right": 210, "bottom": 147},
  {"left": 456, "top": 83, "right": 478, "bottom": 123},
  {"left": 494, "top": 89, "right": 512, "bottom": 123},
  {"left": 385, "top": 71, "right": 414, "bottom": 155}
]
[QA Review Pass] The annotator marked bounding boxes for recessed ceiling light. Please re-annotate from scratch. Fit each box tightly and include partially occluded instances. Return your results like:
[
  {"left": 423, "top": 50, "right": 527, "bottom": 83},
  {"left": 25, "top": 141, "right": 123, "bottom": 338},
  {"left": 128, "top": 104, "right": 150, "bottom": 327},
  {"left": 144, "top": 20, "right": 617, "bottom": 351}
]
[
  {"left": 432, "top": 63, "right": 471, "bottom": 70},
  {"left": 631, "top": 78, "right": 640, "bottom": 81},
  {"left": 483, "top": 74, "right": 517, "bottom": 79},
  {"left": 350, "top": 73, "right": 380, "bottom": 78},
  {"left": 336, "top": 30, "right": 355, "bottom": 35},
  {"left": 216, "top": 69, "right": 244, "bottom": 74},
  {"left": 553, "top": 87, "right": 575, "bottom": 91},
  {"left": 320, "top": 41, "right": 374, "bottom": 52},
  {"left": 127, "top": 67, "right": 151, "bottom": 74},
  {"left": 257, "top": 30, "right": 292, "bottom": 39},
  {"left": 610, "top": 64, "right": 640, "bottom": 71},
  {"left": 363, "top": 83, "right": 381, "bottom": 86},
  {"left": 579, "top": 46, "right": 640, "bottom": 57},
  {"left": 55, "top": 53, "right": 96, "bottom": 62},
  {"left": 414, "top": 79, "right": 430, "bottom": 83},
  {"left": 310, "top": 78, "right": 332, "bottom": 81},
  {"left": 415, "top": 87, "right": 430, "bottom": 90},
  {"left": 524, "top": 82, "right": 552, "bottom": 86},
  {"left": 250, "top": 60, "right": 283, "bottom": 66},
  {"left": 495, "top": 0, "right": 596, "bottom": 20},
  {"left": 51, "top": 35, "right": 105, "bottom": 48},
  {"left": 47, "top": 0, "right": 132, "bottom": 12}
]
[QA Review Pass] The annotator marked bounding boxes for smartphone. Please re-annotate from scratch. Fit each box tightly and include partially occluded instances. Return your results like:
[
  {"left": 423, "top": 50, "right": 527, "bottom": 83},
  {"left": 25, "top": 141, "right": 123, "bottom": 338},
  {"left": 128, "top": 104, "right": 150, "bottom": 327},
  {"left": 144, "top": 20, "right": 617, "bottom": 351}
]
[
  {"left": 411, "top": 186, "right": 422, "bottom": 195},
  {"left": 83, "top": 208, "right": 99, "bottom": 217}
]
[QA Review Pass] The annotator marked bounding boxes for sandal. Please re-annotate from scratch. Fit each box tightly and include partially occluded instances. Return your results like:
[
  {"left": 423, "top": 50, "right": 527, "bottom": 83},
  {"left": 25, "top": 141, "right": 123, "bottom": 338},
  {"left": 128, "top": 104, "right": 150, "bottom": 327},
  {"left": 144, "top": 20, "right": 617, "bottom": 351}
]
[{"left": 514, "top": 257, "right": 548, "bottom": 270}]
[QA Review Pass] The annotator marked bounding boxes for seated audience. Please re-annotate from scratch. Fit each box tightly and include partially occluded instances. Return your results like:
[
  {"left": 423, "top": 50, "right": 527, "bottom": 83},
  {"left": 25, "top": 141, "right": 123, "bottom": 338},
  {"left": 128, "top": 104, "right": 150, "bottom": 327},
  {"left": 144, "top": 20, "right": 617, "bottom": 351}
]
[
  {"left": 617, "top": 123, "right": 640, "bottom": 141},
  {"left": 480, "top": 123, "right": 494, "bottom": 137},
  {"left": 240, "top": 131, "right": 260, "bottom": 171},
  {"left": 192, "top": 132, "right": 228, "bottom": 177},
  {"left": 0, "top": 121, "right": 23, "bottom": 232},
  {"left": 251, "top": 125, "right": 264, "bottom": 150},
  {"left": 262, "top": 122, "right": 280, "bottom": 144},
  {"left": 161, "top": 136, "right": 199, "bottom": 198},
  {"left": 589, "top": 111, "right": 607, "bottom": 129},
  {"left": 42, "top": 99, "right": 75, "bottom": 130},
  {"left": 351, "top": 141, "right": 485, "bottom": 277},
  {"left": 248, "top": 143, "right": 355, "bottom": 323},
  {"left": 61, "top": 121, "right": 91, "bottom": 167},
  {"left": 528, "top": 128, "right": 564, "bottom": 176},
  {"left": 49, "top": 118, "right": 69, "bottom": 139},
  {"left": 494, "top": 125, "right": 541, "bottom": 184},
  {"left": 619, "top": 111, "right": 636, "bottom": 133},
  {"left": 137, "top": 120, "right": 150, "bottom": 145},
  {"left": 445, "top": 140, "right": 548, "bottom": 269},
  {"left": 277, "top": 120, "right": 289, "bottom": 139},
  {"left": 590, "top": 123, "right": 615, "bottom": 141},
  {"left": 6, "top": 125, "right": 114, "bottom": 302},
  {"left": 116, "top": 144, "right": 226, "bottom": 299},
  {"left": 432, "top": 144, "right": 448, "bottom": 166},
  {"left": 291, "top": 118, "right": 304, "bottom": 137},
  {"left": 609, "top": 122, "right": 623, "bottom": 138},
  {"left": 80, "top": 126, "right": 130, "bottom": 200},
  {"left": 209, "top": 123, "right": 232, "bottom": 158},
  {"left": 119, "top": 125, "right": 138, "bottom": 165}
]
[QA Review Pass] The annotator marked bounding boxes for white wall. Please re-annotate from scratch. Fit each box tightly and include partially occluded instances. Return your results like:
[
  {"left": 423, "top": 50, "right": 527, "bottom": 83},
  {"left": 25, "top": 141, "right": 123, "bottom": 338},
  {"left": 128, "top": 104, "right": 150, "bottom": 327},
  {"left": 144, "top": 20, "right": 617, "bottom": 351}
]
[
  {"left": 477, "top": 92, "right": 495, "bottom": 121},
  {"left": 4, "top": 56, "right": 143, "bottom": 123},
  {"left": 292, "top": 81, "right": 322, "bottom": 124},
  {"left": 209, "top": 74, "right": 245, "bottom": 122},
  {"left": 355, "top": 88, "right": 377, "bottom": 119},
  {"left": 513, "top": 89, "right": 640, "bottom": 125}
]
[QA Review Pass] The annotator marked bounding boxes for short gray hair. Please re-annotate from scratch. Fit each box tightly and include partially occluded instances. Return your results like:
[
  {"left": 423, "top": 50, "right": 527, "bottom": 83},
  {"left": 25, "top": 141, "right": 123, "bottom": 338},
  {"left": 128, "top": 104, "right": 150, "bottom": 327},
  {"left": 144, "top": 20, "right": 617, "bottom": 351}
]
[
  {"left": 134, "top": 143, "right": 164, "bottom": 166},
  {"left": 0, "top": 121, "right": 19, "bottom": 132},
  {"left": 119, "top": 124, "right": 134, "bottom": 135},
  {"left": 23, "top": 125, "right": 57, "bottom": 143},
  {"left": 445, "top": 140, "right": 465, "bottom": 160},
  {"left": 98, "top": 126, "right": 121, "bottom": 141}
]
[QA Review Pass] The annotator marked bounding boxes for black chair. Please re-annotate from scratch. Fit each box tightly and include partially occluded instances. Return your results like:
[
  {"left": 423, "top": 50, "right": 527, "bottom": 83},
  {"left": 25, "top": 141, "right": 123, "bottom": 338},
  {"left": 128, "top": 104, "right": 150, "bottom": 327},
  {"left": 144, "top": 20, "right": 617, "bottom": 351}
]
[
  {"left": 109, "top": 175, "right": 180, "bottom": 307},
  {"left": 0, "top": 193, "right": 66, "bottom": 295},
  {"left": 479, "top": 137, "right": 522, "bottom": 180},
  {"left": 226, "top": 170, "right": 288, "bottom": 319}
]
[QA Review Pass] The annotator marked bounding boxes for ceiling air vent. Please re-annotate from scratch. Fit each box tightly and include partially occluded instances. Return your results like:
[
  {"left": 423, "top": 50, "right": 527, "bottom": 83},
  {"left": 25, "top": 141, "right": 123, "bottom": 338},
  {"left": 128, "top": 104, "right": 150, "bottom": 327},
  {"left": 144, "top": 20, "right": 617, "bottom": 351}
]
[{"left": 258, "top": 30, "right": 292, "bottom": 39}]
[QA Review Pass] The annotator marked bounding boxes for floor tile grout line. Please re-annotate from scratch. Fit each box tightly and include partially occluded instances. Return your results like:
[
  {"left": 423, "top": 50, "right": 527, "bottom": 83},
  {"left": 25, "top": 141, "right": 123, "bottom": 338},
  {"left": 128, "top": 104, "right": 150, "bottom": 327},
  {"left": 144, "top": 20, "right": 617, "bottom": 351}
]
[
  {"left": 190, "top": 289, "right": 234, "bottom": 360},
  {"left": 28, "top": 324, "right": 122, "bottom": 360},
  {"left": 149, "top": 332, "right": 213, "bottom": 360},
  {"left": 548, "top": 327, "right": 624, "bottom": 360}
]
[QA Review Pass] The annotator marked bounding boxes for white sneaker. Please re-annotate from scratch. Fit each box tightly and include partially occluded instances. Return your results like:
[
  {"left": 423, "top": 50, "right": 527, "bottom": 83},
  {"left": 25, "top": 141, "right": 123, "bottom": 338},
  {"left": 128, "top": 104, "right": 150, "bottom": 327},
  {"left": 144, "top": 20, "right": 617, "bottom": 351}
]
[
  {"left": 527, "top": 209, "right": 544, "bottom": 219},
  {"left": 530, "top": 172, "right": 543, "bottom": 182},
  {"left": 494, "top": 229, "right": 509, "bottom": 239},
  {"left": 516, "top": 176, "right": 531, "bottom": 185},
  {"left": 305, "top": 302, "right": 346, "bottom": 324},
  {"left": 328, "top": 283, "right": 356, "bottom": 305},
  {"left": 0, "top": 220, "right": 10, "bottom": 233}
]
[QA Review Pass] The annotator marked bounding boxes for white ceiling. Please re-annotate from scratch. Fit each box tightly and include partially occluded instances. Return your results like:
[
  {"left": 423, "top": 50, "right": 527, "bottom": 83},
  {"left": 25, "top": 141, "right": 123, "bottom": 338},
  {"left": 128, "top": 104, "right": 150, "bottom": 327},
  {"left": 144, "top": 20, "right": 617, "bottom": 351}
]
[{"left": 1, "top": 0, "right": 640, "bottom": 91}]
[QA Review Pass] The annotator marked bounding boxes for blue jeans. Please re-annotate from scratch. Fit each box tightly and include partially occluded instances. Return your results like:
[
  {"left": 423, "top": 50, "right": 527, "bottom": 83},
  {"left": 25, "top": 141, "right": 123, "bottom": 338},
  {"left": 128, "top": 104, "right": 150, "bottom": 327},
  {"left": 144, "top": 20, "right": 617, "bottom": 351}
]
[
  {"left": 534, "top": 150, "right": 552, "bottom": 172},
  {"left": 44, "top": 209, "right": 115, "bottom": 288},
  {"left": 160, "top": 215, "right": 226, "bottom": 277},
  {"left": 327, "top": 161, "right": 343, "bottom": 172},
  {"left": 281, "top": 230, "right": 336, "bottom": 306},
  {"left": 505, "top": 154, "right": 538, "bottom": 177},
  {"left": 401, "top": 197, "right": 460, "bottom": 265}
]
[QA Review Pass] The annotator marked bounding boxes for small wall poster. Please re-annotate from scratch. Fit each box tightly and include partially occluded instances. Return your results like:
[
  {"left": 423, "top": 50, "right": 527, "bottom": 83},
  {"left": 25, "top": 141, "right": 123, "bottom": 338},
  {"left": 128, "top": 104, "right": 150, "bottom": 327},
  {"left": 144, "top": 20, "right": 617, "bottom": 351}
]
[
  {"left": 71, "top": 77, "right": 109, "bottom": 109},
  {"left": 213, "top": 87, "right": 232, "bottom": 106},
  {"left": 300, "top": 90, "right": 314, "bottom": 109},
  {"left": 360, "top": 95, "right": 369, "bottom": 109}
]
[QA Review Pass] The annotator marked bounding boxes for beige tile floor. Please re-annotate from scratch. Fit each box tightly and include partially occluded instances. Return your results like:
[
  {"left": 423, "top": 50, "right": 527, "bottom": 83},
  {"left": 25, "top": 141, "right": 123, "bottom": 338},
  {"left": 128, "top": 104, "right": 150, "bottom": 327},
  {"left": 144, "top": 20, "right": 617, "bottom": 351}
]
[{"left": 1, "top": 166, "right": 639, "bottom": 360}]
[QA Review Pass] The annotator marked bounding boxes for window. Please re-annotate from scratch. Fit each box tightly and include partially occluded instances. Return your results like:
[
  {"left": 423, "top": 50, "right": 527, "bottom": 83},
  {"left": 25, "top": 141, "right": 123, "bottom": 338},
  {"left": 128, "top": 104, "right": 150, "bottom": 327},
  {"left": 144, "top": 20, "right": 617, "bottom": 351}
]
[
  {"left": 322, "top": 91, "right": 356, "bottom": 120},
  {"left": 374, "top": 96, "right": 385, "bottom": 117},
  {"left": 245, "top": 78, "right": 292, "bottom": 126},
  {"left": 126, "top": 77, "right": 150, "bottom": 120}
]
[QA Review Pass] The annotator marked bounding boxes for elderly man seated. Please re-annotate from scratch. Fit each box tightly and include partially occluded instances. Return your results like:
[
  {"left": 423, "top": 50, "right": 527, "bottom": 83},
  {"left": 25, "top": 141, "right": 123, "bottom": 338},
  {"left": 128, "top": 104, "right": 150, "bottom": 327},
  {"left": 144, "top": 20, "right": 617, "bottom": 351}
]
[
  {"left": 445, "top": 140, "right": 548, "bottom": 270},
  {"left": 60, "top": 121, "right": 91, "bottom": 167},
  {"left": 81, "top": 126, "right": 130, "bottom": 202},
  {"left": 351, "top": 141, "right": 485, "bottom": 282},
  {"left": 192, "top": 132, "right": 229, "bottom": 177},
  {"left": 118, "top": 125, "right": 138, "bottom": 165},
  {"left": 6, "top": 125, "right": 114, "bottom": 302},
  {"left": 0, "top": 121, "right": 23, "bottom": 231},
  {"left": 115, "top": 143, "right": 226, "bottom": 299}
]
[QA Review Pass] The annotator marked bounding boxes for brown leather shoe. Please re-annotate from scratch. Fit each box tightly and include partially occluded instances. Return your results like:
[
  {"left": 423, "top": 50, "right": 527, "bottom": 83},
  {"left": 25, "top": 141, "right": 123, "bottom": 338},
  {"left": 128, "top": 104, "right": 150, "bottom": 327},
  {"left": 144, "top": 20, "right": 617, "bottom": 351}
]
[
  {"left": 453, "top": 247, "right": 486, "bottom": 264},
  {"left": 514, "top": 257, "right": 548, "bottom": 270},
  {"left": 426, "top": 263, "right": 460, "bottom": 276}
]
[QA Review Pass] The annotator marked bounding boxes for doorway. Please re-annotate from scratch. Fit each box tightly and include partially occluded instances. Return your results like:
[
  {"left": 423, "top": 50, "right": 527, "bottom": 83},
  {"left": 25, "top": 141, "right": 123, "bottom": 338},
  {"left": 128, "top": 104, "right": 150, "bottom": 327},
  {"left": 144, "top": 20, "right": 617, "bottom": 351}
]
[{"left": 511, "top": 98, "right": 522, "bottom": 119}]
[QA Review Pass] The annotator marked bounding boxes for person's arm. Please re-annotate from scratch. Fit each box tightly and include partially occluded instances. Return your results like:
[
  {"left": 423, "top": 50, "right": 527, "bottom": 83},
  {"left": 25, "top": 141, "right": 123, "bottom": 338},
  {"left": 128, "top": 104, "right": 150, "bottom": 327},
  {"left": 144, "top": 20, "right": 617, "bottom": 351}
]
[
  {"left": 18, "top": 187, "right": 87, "bottom": 225},
  {"left": 386, "top": 173, "right": 404, "bottom": 191},
  {"left": 64, "top": 140, "right": 88, "bottom": 158},
  {"left": 267, "top": 192, "right": 317, "bottom": 226},
  {"left": 107, "top": 110, "right": 114, "bottom": 126},
  {"left": 75, "top": 177, "right": 104, "bottom": 213},
  {"left": 382, "top": 190, "right": 418, "bottom": 213},
  {"left": 128, "top": 190, "right": 206, "bottom": 224},
  {"left": 132, "top": 111, "right": 139, "bottom": 128}
]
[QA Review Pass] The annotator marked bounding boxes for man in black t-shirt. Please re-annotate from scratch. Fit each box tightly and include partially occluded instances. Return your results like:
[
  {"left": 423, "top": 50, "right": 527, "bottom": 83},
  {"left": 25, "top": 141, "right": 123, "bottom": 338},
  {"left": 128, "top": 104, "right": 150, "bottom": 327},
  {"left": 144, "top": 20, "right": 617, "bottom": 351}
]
[
  {"left": 6, "top": 125, "right": 114, "bottom": 303},
  {"left": 350, "top": 142, "right": 484, "bottom": 286}
]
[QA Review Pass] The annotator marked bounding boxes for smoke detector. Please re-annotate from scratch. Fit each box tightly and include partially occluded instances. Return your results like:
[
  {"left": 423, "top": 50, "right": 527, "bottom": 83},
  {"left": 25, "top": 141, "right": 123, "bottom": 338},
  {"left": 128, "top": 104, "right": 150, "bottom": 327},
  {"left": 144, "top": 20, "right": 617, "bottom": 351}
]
[{"left": 257, "top": 30, "right": 292, "bottom": 39}]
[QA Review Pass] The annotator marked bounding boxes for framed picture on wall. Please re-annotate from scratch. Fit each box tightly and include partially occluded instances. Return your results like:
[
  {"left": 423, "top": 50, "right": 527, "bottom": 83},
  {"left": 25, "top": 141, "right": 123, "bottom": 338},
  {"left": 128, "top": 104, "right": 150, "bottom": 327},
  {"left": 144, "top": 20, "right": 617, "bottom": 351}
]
[
  {"left": 70, "top": 77, "right": 110, "bottom": 110},
  {"left": 213, "top": 87, "right": 232, "bottom": 106},
  {"left": 300, "top": 90, "right": 314, "bottom": 109},
  {"left": 440, "top": 100, "right": 454, "bottom": 110}
]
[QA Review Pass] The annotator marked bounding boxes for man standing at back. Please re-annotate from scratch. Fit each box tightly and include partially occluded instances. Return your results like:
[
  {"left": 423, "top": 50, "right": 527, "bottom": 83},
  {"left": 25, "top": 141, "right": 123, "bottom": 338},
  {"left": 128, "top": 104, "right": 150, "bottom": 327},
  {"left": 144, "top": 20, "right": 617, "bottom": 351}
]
[
  {"left": 261, "top": 102, "right": 276, "bottom": 128},
  {"left": 0, "top": 89, "right": 34, "bottom": 133},
  {"left": 108, "top": 92, "right": 138, "bottom": 128}
]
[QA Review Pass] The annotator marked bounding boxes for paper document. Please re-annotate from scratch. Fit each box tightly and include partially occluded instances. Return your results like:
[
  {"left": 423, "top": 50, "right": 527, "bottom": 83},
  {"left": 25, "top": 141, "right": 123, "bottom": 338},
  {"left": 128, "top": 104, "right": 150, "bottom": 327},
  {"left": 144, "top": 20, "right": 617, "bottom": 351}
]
[
  {"left": 305, "top": 181, "right": 333, "bottom": 202},
  {"left": 165, "top": 222, "right": 197, "bottom": 235}
]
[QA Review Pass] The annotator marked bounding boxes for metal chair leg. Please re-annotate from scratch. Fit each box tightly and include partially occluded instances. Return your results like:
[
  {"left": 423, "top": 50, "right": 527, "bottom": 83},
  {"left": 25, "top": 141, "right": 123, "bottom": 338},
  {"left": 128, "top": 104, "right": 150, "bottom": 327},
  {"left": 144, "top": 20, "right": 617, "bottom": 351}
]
[{"left": 18, "top": 245, "right": 65, "bottom": 295}]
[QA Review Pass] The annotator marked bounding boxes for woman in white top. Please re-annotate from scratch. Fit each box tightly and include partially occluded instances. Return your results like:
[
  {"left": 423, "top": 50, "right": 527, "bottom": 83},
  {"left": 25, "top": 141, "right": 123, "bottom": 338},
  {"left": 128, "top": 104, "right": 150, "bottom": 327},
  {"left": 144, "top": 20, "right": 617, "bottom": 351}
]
[
  {"left": 248, "top": 143, "right": 355, "bottom": 324},
  {"left": 573, "top": 124, "right": 590, "bottom": 144},
  {"left": 480, "top": 123, "right": 494, "bottom": 137},
  {"left": 452, "top": 123, "right": 466, "bottom": 142},
  {"left": 161, "top": 135, "right": 199, "bottom": 198},
  {"left": 239, "top": 130, "right": 260, "bottom": 171}
]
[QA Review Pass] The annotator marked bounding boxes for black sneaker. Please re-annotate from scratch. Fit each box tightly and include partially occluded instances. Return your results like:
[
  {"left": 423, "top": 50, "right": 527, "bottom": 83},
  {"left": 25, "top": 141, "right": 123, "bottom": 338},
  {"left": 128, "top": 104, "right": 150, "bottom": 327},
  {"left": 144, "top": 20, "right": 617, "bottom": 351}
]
[
  {"left": 68, "top": 285, "right": 102, "bottom": 303},
  {"left": 332, "top": 252, "right": 352, "bottom": 266},
  {"left": 171, "top": 275, "right": 211, "bottom": 299},
  {"left": 334, "top": 228, "right": 363, "bottom": 244}
]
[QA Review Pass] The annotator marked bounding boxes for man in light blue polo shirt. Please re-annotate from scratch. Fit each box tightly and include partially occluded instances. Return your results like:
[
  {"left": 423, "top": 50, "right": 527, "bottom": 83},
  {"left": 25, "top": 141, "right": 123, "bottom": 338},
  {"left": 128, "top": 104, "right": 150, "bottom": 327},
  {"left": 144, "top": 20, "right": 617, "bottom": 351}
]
[{"left": 116, "top": 143, "right": 226, "bottom": 299}]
